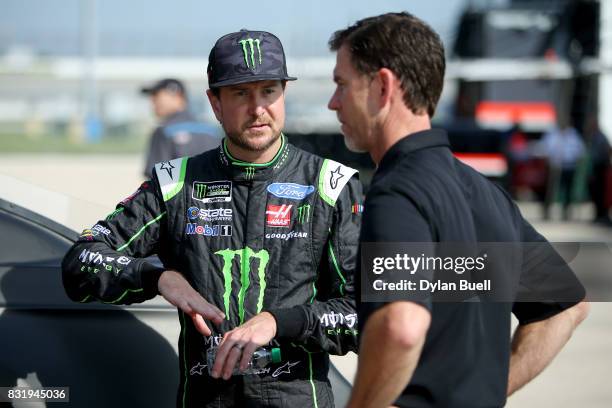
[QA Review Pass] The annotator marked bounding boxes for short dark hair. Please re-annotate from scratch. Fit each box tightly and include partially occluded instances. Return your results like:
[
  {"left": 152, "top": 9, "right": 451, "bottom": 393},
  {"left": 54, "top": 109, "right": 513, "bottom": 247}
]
[{"left": 329, "top": 12, "right": 445, "bottom": 117}]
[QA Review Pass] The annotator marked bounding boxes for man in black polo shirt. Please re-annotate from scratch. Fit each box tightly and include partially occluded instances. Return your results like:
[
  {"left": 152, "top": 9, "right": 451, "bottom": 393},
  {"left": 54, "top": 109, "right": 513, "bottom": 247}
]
[{"left": 327, "top": 12, "right": 589, "bottom": 408}]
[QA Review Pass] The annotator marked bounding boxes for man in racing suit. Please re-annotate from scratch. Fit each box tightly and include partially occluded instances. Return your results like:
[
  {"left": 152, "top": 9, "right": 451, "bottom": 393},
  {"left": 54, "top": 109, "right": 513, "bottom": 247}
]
[{"left": 62, "top": 29, "right": 362, "bottom": 407}]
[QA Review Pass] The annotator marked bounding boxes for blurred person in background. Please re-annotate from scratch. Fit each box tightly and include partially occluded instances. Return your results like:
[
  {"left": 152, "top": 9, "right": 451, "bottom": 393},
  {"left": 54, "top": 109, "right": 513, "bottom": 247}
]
[
  {"left": 328, "top": 11, "right": 589, "bottom": 408},
  {"left": 584, "top": 115, "right": 612, "bottom": 225},
  {"left": 141, "top": 78, "right": 220, "bottom": 178},
  {"left": 536, "top": 119, "right": 585, "bottom": 220},
  {"left": 505, "top": 124, "right": 532, "bottom": 198}
]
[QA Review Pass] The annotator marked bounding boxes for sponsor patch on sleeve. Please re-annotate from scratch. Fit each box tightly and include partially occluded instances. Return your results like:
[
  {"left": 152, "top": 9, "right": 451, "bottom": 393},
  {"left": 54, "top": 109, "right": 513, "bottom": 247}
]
[
  {"left": 79, "top": 224, "right": 111, "bottom": 240},
  {"left": 155, "top": 157, "right": 188, "bottom": 202},
  {"left": 318, "top": 159, "right": 358, "bottom": 206}
]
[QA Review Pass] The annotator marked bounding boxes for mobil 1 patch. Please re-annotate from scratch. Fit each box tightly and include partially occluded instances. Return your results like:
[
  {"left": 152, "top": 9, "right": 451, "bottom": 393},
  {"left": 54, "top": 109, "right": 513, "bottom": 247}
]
[{"left": 192, "top": 181, "right": 232, "bottom": 203}]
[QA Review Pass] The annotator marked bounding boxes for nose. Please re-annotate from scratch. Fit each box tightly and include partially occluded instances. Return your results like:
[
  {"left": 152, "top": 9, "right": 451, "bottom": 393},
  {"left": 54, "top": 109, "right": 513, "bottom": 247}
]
[
  {"left": 248, "top": 93, "right": 266, "bottom": 117},
  {"left": 328, "top": 89, "right": 339, "bottom": 111}
]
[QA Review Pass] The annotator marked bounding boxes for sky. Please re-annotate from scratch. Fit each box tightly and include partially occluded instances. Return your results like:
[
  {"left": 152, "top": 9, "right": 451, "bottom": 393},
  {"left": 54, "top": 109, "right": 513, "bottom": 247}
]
[{"left": 0, "top": 0, "right": 508, "bottom": 57}]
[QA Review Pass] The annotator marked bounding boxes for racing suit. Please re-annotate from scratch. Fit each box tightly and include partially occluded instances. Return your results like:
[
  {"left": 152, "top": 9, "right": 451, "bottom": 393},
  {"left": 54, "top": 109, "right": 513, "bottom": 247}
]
[{"left": 62, "top": 135, "right": 362, "bottom": 407}]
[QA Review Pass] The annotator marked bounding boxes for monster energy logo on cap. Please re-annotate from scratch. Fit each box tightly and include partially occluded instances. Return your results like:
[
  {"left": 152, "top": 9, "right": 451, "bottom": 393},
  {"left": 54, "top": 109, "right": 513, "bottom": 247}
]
[
  {"left": 215, "top": 247, "right": 270, "bottom": 325},
  {"left": 239, "top": 38, "right": 262, "bottom": 69},
  {"left": 207, "top": 30, "right": 297, "bottom": 88}
]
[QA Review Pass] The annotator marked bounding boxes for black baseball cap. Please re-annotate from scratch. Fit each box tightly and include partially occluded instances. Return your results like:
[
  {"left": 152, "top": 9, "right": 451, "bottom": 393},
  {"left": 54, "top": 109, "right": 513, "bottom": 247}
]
[
  {"left": 140, "top": 78, "right": 186, "bottom": 95},
  {"left": 207, "top": 29, "right": 297, "bottom": 88}
]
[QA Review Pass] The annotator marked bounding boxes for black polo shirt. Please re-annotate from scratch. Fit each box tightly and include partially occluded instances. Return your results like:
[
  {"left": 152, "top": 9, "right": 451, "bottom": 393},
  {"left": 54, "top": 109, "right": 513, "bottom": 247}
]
[{"left": 358, "top": 129, "right": 584, "bottom": 408}]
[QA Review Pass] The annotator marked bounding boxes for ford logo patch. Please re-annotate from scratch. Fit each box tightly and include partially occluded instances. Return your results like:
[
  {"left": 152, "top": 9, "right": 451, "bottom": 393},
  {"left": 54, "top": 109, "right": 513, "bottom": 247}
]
[{"left": 267, "top": 183, "right": 316, "bottom": 200}]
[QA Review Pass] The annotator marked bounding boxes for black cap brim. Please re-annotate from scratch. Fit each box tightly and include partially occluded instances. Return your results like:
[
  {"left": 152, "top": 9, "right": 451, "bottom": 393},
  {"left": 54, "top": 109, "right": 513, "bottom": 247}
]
[
  {"left": 140, "top": 87, "right": 157, "bottom": 95},
  {"left": 209, "top": 74, "right": 297, "bottom": 88}
]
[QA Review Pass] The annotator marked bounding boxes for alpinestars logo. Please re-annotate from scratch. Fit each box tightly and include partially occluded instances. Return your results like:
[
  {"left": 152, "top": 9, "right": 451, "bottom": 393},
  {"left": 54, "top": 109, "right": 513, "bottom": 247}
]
[
  {"left": 159, "top": 161, "right": 175, "bottom": 179},
  {"left": 329, "top": 166, "right": 345, "bottom": 190},
  {"left": 214, "top": 247, "right": 270, "bottom": 325},
  {"left": 190, "top": 362, "right": 207, "bottom": 376},
  {"left": 272, "top": 361, "right": 300, "bottom": 378},
  {"left": 239, "top": 38, "right": 262, "bottom": 69},
  {"left": 266, "top": 204, "right": 292, "bottom": 227}
]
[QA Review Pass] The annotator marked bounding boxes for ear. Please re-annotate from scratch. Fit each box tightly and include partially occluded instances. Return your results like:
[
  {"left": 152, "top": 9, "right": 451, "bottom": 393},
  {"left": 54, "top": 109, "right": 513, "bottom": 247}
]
[
  {"left": 206, "top": 89, "right": 223, "bottom": 123},
  {"left": 377, "top": 68, "right": 397, "bottom": 109}
]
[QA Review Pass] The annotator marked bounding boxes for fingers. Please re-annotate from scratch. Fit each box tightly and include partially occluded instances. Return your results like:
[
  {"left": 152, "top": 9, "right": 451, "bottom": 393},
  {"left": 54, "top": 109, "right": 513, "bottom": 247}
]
[
  {"left": 212, "top": 331, "right": 259, "bottom": 380},
  {"left": 191, "top": 299, "right": 225, "bottom": 324},
  {"left": 186, "top": 300, "right": 224, "bottom": 337},
  {"left": 211, "top": 334, "right": 239, "bottom": 378},
  {"left": 221, "top": 344, "right": 244, "bottom": 380},
  {"left": 209, "top": 313, "right": 278, "bottom": 379},
  {"left": 191, "top": 313, "right": 211, "bottom": 337},
  {"left": 158, "top": 270, "right": 225, "bottom": 324},
  {"left": 239, "top": 342, "right": 259, "bottom": 371}
]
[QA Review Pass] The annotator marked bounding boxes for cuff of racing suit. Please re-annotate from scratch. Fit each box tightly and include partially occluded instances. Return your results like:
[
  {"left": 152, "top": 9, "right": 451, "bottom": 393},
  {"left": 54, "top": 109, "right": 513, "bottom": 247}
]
[
  {"left": 267, "top": 306, "right": 308, "bottom": 340},
  {"left": 138, "top": 261, "right": 165, "bottom": 296}
]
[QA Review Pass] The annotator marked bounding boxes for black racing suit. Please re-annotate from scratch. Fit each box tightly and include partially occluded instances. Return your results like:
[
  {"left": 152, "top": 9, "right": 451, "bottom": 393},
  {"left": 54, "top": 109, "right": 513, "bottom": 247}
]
[{"left": 62, "top": 136, "right": 362, "bottom": 407}]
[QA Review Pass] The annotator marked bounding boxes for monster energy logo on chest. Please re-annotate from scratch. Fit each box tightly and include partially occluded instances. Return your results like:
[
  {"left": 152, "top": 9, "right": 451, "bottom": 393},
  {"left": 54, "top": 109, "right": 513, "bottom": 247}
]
[
  {"left": 192, "top": 181, "right": 232, "bottom": 203},
  {"left": 245, "top": 167, "right": 255, "bottom": 179},
  {"left": 214, "top": 247, "right": 270, "bottom": 324},
  {"left": 194, "top": 183, "right": 206, "bottom": 199},
  {"left": 297, "top": 204, "right": 311, "bottom": 224},
  {"left": 239, "top": 38, "right": 262, "bottom": 69}
]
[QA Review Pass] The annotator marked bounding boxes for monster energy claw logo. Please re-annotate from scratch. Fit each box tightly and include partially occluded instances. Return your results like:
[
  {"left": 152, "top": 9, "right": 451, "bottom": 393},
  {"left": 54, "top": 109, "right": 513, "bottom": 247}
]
[
  {"left": 245, "top": 167, "right": 255, "bottom": 179},
  {"left": 194, "top": 183, "right": 207, "bottom": 200},
  {"left": 215, "top": 247, "right": 270, "bottom": 325},
  {"left": 239, "top": 38, "right": 262, "bottom": 69},
  {"left": 297, "top": 204, "right": 311, "bottom": 224}
]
